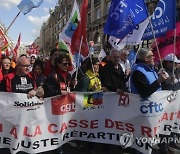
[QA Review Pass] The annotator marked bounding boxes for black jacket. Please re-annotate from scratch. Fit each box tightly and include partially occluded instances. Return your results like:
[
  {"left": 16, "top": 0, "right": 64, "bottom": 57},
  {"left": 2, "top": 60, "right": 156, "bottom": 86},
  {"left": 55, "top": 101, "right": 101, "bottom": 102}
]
[
  {"left": 99, "top": 61, "right": 126, "bottom": 92},
  {"left": 43, "top": 72, "right": 71, "bottom": 98}
]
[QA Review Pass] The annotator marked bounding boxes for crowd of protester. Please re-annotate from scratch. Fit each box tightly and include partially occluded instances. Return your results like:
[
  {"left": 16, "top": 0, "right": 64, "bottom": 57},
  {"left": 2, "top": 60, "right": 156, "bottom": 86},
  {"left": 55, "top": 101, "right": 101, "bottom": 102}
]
[{"left": 0, "top": 47, "right": 180, "bottom": 154}]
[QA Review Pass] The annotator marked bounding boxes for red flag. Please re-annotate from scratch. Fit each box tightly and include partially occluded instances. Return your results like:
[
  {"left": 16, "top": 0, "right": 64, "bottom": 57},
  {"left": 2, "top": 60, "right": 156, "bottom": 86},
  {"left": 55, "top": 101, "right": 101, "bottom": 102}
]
[
  {"left": 5, "top": 49, "right": 10, "bottom": 57},
  {"left": 71, "top": 0, "right": 89, "bottom": 57},
  {"left": 152, "top": 22, "right": 180, "bottom": 62},
  {"left": 26, "top": 43, "right": 39, "bottom": 55},
  {"left": 0, "top": 29, "right": 9, "bottom": 51},
  {"left": 13, "top": 33, "right": 21, "bottom": 55}
]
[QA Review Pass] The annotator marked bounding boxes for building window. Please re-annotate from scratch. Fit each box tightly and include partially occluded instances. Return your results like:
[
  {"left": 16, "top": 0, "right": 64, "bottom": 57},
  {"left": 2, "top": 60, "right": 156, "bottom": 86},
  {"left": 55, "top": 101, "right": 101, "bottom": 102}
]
[
  {"left": 94, "top": 0, "right": 100, "bottom": 5},
  {"left": 105, "top": 1, "right": 111, "bottom": 15},
  {"left": 58, "top": 22, "right": 62, "bottom": 30},
  {"left": 95, "top": 33, "right": 101, "bottom": 43},
  {"left": 59, "top": 12, "right": 62, "bottom": 19},
  {"left": 96, "top": 7, "right": 100, "bottom": 20},
  {"left": 88, "top": 13, "right": 91, "bottom": 24},
  {"left": 63, "top": 17, "right": 66, "bottom": 26}
]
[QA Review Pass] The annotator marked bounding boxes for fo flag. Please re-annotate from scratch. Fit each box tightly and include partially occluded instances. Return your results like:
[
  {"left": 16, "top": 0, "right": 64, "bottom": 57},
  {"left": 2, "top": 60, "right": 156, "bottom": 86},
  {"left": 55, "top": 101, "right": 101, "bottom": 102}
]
[
  {"left": 104, "top": 0, "right": 148, "bottom": 39},
  {"left": 143, "top": 0, "right": 176, "bottom": 40},
  {"left": 17, "top": 0, "right": 43, "bottom": 15}
]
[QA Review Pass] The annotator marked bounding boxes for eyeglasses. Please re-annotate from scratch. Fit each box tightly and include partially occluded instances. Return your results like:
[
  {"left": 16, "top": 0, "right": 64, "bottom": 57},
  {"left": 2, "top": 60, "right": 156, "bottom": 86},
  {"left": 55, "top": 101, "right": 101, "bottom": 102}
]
[
  {"left": 20, "top": 64, "right": 30, "bottom": 68},
  {"left": 2, "top": 62, "right": 11, "bottom": 65},
  {"left": 62, "top": 62, "right": 70, "bottom": 66}
]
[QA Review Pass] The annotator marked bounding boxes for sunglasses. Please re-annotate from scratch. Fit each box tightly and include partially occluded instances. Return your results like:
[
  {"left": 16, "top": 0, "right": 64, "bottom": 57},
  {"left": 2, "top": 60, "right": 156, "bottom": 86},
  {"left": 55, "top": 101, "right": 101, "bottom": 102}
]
[{"left": 62, "top": 62, "right": 70, "bottom": 66}]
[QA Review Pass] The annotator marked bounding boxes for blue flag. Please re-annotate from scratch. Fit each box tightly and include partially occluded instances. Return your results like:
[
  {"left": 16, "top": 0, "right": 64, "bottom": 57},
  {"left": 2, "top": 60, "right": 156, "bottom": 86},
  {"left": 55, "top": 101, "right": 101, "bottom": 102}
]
[
  {"left": 142, "top": 0, "right": 176, "bottom": 40},
  {"left": 17, "top": 0, "right": 43, "bottom": 15},
  {"left": 104, "top": 0, "right": 148, "bottom": 39}
]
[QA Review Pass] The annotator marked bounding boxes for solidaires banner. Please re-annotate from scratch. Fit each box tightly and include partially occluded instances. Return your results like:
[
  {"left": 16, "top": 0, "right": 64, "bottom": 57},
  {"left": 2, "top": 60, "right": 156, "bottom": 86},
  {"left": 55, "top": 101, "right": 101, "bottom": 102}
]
[{"left": 0, "top": 90, "right": 180, "bottom": 154}]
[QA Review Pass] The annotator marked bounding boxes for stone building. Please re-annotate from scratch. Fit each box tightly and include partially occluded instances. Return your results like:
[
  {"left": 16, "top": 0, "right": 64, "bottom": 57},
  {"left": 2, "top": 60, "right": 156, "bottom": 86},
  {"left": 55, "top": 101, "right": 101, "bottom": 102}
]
[{"left": 39, "top": 0, "right": 180, "bottom": 54}]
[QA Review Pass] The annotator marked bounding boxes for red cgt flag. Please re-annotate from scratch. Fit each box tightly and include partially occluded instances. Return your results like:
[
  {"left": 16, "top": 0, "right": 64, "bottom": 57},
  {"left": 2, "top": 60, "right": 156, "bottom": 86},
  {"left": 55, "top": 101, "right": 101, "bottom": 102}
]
[{"left": 71, "top": 0, "right": 89, "bottom": 57}]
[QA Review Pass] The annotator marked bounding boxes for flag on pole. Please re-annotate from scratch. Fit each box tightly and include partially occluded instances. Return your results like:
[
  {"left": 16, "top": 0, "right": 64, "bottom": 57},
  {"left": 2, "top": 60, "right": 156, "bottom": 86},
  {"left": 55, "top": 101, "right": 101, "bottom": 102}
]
[
  {"left": 59, "top": 0, "right": 80, "bottom": 44},
  {"left": 13, "top": 33, "right": 21, "bottom": 56},
  {"left": 0, "top": 29, "right": 9, "bottom": 51},
  {"left": 59, "top": 39, "right": 70, "bottom": 53},
  {"left": 108, "top": 17, "right": 149, "bottom": 51},
  {"left": 98, "top": 49, "right": 107, "bottom": 61},
  {"left": 152, "top": 22, "right": 180, "bottom": 62},
  {"left": 104, "top": 0, "right": 148, "bottom": 39},
  {"left": 17, "top": 0, "right": 43, "bottom": 15},
  {"left": 26, "top": 43, "right": 39, "bottom": 55},
  {"left": 71, "top": 0, "right": 89, "bottom": 57},
  {"left": 143, "top": 0, "right": 176, "bottom": 40}
]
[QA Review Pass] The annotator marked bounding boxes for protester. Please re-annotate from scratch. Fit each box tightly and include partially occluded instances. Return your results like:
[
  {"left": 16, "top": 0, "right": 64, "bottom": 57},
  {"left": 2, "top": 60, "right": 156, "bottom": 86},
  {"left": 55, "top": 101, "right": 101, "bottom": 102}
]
[
  {"left": 44, "top": 48, "right": 61, "bottom": 77},
  {"left": 161, "top": 53, "right": 180, "bottom": 90},
  {"left": 0, "top": 56, "right": 44, "bottom": 99},
  {"left": 119, "top": 49, "right": 131, "bottom": 91},
  {"left": 99, "top": 49, "right": 126, "bottom": 93},
  {"left": 43, "top": 52, "right": 72, "bottom": 97},
  {"left": 130, "top": 48, "right": 171, "bottom": 154},
  {"left": 1, "top": 56, "right": 14, "bottom": 76},
  {"left": 130, "top": 48, "right": 168, "bottom": 98},
  {"left": 29, "top": 54, "right": 37, "bottom": 72},
  {"left": 30, "top": 59, "right": 46, "bottom": 87},
  {"left": 76, "top": 55, "right": 108, "bottom": 92}
]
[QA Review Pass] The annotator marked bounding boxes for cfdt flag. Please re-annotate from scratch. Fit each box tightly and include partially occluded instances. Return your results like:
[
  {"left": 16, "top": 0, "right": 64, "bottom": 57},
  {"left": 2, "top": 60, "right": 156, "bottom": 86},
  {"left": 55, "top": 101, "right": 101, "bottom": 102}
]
[
  {"left": 59, "top": 0, "right": 80, "bottom": 44},
  {"left": 143, "top": 0, "right": 176, "bottom": 40},
  {"left": 17, "top": 0, "right": 43, "bottom": 15},
  {"left": 104, "top": 0, "right": 148, "bottom": 39},
  {"left": 109, "top": 17, "right": 149, "bottom": 51}
]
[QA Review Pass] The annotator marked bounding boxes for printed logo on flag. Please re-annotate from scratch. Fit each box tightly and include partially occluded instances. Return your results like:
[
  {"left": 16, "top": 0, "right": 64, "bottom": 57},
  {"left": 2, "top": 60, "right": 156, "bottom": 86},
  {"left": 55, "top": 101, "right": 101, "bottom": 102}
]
[
  {"left": 140, "top": 99, "right": 163, "bottom": 117},
  {"left": 51, "top": 93, "right": 76, "bottom": 115},
  {"left": 65, "top": 10, "right": 79, "bottom": 38},
  {"left": 83, "top": 92, "right": 103, "bottom": 110}
]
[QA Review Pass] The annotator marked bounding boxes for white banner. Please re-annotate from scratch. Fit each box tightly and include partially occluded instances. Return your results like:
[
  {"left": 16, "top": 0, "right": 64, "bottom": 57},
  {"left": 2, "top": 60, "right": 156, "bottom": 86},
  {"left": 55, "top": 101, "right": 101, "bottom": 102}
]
[{"left": 0, "top": 90, "right": 180, "bottom": 154}]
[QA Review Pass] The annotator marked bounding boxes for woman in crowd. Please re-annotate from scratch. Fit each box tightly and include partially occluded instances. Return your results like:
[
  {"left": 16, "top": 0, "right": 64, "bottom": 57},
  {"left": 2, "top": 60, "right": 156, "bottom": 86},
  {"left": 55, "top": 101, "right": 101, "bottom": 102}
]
[
  {"left": 43, "top": 52, "right": 72, "bottom": 97},
  {"left": 1, "top": 56, "right": 14, "bottom": 76},
  {"left": 30, "top": 59, "right": 46, "bottom": 87},
  {"left": 44, "top": 48, "right": 61, "bottom": 77},
  {"left": 76, "top": 56, "right": 107, "bottom": 92}
]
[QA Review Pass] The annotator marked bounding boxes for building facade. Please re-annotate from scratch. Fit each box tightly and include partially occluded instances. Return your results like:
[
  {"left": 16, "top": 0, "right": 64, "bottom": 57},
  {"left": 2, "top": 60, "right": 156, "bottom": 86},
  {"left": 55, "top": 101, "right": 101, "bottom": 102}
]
[{"left": 39, "top": 0, "right": 180, "bottom": 55}]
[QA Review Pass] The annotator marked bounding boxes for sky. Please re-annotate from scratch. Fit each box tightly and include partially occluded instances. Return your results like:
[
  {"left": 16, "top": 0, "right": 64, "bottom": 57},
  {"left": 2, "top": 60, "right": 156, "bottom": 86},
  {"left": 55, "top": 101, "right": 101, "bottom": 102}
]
[{"left": 0, "top": 0, "right": 58, "bottom": 45}]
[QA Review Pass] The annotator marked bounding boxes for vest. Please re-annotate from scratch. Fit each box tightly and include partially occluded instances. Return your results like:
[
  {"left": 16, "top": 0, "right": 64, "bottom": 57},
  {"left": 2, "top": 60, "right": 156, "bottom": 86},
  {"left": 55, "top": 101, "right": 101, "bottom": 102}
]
[
  {"left": 130, "top": 63, "right": 161, "bottom": 94},
  {"left": 85, "top": 70, "right": 102, "bottom": 92}
]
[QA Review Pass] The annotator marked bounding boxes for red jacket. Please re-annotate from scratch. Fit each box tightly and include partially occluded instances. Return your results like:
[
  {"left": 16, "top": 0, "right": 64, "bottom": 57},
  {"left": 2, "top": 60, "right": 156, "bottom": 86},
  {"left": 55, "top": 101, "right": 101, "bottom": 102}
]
[{"left": 0, "top": 69, "right": 3, "bottom": 82}]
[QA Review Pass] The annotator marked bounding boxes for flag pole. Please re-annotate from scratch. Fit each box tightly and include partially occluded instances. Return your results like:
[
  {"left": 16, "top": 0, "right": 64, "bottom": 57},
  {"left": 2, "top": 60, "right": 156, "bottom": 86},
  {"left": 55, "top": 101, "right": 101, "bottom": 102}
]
[
  {"left": 148, "top": 16, "right": 163, "bottom": 68},
  {"left": 74, "top": 36, "right": 84, "bottom": 83},
  {"left": 6, "top": 11, "right": 21, "bottom": 33}
]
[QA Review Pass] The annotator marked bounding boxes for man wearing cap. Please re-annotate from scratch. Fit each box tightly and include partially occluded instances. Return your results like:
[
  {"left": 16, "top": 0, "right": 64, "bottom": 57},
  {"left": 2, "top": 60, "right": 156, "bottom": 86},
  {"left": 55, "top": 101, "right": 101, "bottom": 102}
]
[{"left": 162, "top": 53, "right": 180, "bottom": 90}]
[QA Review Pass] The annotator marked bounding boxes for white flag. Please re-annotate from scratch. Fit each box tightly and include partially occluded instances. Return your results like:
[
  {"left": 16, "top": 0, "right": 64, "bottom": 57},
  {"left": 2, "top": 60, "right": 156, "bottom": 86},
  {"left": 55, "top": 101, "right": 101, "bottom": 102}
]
[
  {"left": 109, "top": 17, "right": 150, "bottom": 51},
  {"left": 98, "top": 49, "right": 106, "bottom": 61},
  {"left": 59, "top": 0, "right": 80, "bottom": 44}
]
